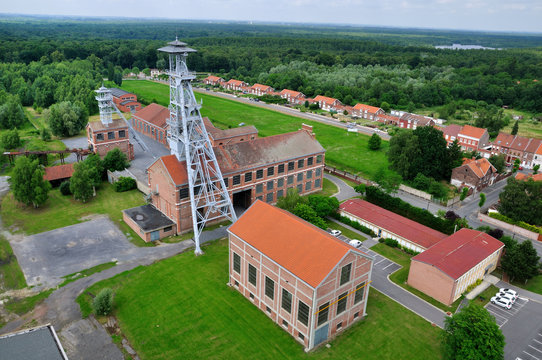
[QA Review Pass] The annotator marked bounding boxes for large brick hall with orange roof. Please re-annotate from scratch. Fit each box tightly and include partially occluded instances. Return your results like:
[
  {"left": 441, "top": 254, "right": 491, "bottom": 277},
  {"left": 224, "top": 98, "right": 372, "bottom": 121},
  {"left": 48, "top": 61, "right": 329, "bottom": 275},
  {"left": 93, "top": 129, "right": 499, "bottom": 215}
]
[{"left": 228, "top": 200, "right": 374, "bottom": 350}]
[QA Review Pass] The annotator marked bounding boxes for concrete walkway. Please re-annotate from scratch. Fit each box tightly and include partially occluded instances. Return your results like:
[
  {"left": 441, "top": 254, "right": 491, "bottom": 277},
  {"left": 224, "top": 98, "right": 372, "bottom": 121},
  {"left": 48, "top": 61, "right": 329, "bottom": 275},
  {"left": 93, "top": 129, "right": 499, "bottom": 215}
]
[
  {"left": 465, "top": 274, "right": 499, "bottom": 300},
  {"left": 324, "top": 173, "right": 358, "bottom": 201}
]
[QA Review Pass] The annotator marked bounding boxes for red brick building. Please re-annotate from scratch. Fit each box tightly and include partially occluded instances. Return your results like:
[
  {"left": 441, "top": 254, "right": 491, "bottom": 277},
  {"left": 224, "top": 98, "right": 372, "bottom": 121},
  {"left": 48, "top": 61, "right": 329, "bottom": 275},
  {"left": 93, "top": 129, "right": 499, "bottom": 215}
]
[
  {"left": 228, "top": 200, "right": 373, "bottom": 350},
  {"left": 374, "top": 114, "right": 399, "bottom": 125},
  {"left": 110, "top": 88, "right": 141, "bottom": 113},
  {"left": 457, "top": 125, "right": 489, "bottom": 152},
  {"left": 491, "top": 132, "right": 516, "bottom": 160},
  {"left": 224, "top": 79, "right": 249, "bottom": 92},
  {"left": 442, "top": 124, "right": 462, "bottom": 147},
  {"left": 398, "top": 113, "right": 435, "bottom": 129},
  {"left": 249, "top": 83, "right": 274, "bottom": 96},
  {"left": 203, "top": 75, "right": 224, "bottom": 86},
  {"left": 86, "top": 119, "right": 134, "bottom": 160},
  {"left": 408, "top": 229, "right": 504, "bottom": 305},
  {"left": 450, "top": 158, "right": 498, "bottom": 191},
  {"left": 203, "top": 118, "right": 258, "bottom": 146},
  {"left": 352, "top": 103, "right": 384, "bottom": 120},
  {"left": 131, "top": 103, "right": 170, "bottom": 146},
  {"left": 279, "top": 89, "right": 306, "bottom": 105},
  {"left": 313, "top": 96, "right": 342, "bottom": 112}
]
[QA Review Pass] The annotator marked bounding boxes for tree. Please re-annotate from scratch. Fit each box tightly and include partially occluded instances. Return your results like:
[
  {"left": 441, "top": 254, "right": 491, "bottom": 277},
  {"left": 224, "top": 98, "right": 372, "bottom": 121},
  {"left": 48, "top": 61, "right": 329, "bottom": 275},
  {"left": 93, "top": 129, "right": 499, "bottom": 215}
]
[
  {"left": 489, "top": 154, "right": 506, "bottom": 174},
  {"left": 0, "top": 129, "right": 21, "bottom": 150},
  {"left": 412, "top": 126, "right": 451, "bottom": 180},
  {"left": 276, "top": 188, "right": 307, "bottom": 212},
  {"left": 380, "top": 101, "right": 391, "bottom": 113},
  {"left": 512, "top": 158, "right": 520, "bottom": 172},
  {"left": 443, "top": 302, "right": 505, "bottom": 360},
  {"left": 447, "top": 140, "right": 463, "bottom": 170},
  {"left": 45, "top": 101, "right": 88, "bottom": 137},
  {"left": 501, "top": 240, "right": 541, "bottom": 283},
  {"left": 59, "top": 180, "right": 71, "bottom": 195},
  {"left": 374, "top": 167, "right": 402, "bottom": 194},
  {"left": 307, "top": 195, "right": 339, "bottom": 218},
  {"left": 0, "top": 97, "right": 26, "bottom": 129},
  {"left": 9, "top": 157, "right": 51, "bottom": 208},
  {"left": 487, "top": 228, "right": 504, "bottom": 239},
  {"left": 460, "top": 187, "right": 469, "bottom": 201},
  {"left": 499, "top": 178, "right": 542, "bottom": 226},
  {"left": 40, "top": 127, "right": 51, "bottom": 141},
  {"left": 292, "top": 203, "right": 327, "bottom": 229},
  {"left": 368, "top": 133, "right": 381, "bottom": 150},
  {"left": 70, "top": 161, "right": 95, "bottom": 202},
  {"left": 533, "top": 164, "right": 540, "bottom": 175},
  {"left": 511, "top": 120, "right": 519, "bottom": 135},
  {"left": 304, "top": 100, "right": 309, "bottom": 108},
  {"left": 103, "top": 148, "right": 129, "bottom": 172},
  {"left": 156, "top": 58, "right": 166, "bottom": 70},
  {"left": 478, "top": 193, "right": 486, "bottom": 208},
  {"left": 388, "top": 130, "right": 420, "bottom": 180},
  {"left": 84, "top": 154, "right": 104, "bottom": 186},
  {"left": 93, "top": 288, "right": 114, "bottom": 316}
]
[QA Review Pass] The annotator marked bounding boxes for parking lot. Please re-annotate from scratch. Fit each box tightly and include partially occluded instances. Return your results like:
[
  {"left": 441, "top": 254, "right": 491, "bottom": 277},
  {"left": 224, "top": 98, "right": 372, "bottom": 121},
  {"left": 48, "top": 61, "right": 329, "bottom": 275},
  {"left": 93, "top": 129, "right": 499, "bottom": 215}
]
[
  {"left": 485, "top": 297, "right": 530, "bottom": 328},
  {"left": 517, "top": 330, "right": 542, "bottom": 360}
]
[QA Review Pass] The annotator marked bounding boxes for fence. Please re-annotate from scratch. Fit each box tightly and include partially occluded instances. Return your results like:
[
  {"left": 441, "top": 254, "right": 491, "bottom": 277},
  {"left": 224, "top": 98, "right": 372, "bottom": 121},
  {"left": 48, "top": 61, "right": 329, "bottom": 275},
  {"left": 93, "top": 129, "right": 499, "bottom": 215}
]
[{"left": 478, "top": 212, "right": 542, "bottom": 242}]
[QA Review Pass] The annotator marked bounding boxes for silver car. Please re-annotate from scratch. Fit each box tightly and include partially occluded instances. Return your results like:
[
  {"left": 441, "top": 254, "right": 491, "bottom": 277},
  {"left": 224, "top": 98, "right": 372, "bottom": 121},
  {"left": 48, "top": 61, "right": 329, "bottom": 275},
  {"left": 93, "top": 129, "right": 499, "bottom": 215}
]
[{"left": 490, "top": 296, "right": 512, "bottom": 310}]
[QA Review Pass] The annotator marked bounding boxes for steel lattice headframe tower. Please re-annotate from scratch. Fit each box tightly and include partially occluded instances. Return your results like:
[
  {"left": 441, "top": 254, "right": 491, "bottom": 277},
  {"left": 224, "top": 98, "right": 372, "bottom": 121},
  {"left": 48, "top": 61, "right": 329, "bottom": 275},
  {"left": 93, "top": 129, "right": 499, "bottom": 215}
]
[
  {"left": 158, "top": 38, "right": 237, "bottom": 255},
  {"left": 95, "top": 85, "right": 113, "bottom": 126}
]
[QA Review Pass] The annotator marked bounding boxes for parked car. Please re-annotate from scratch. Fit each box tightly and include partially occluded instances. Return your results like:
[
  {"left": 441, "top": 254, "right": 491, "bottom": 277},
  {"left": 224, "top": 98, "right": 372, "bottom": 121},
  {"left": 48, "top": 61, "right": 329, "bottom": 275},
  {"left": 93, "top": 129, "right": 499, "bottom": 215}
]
[
  {"left": 499, "top": 288, "right": 518, "bottom": 300},
  {"left": 348, "top": 239, "right": 362, "bottom": 248},
  {"left": 490, "top": 296, "right": 513, "bottom": 310},
  {"left": 330, "top": 230, "right": 342, "bottom": 237},
  {"left": 497, "top": 292, "right": 516, "bottom": 304}
]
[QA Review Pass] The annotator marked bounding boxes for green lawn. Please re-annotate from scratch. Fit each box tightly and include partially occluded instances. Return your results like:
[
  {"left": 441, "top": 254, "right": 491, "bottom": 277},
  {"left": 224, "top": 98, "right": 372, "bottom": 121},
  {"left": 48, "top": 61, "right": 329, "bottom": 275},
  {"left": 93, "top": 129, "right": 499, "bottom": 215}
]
[
  {"left": 324, "top": 219, "right": 365, "bottom": 241},
  {"left": 492, "top": 268, "right": 542, "bottom": 295},
  {"left": 0, "top": 235, "right": 26, "bottom": 291},
  {"left": 0, "top": 182, "right": 151, "bottom": 247},
  {"left": 371, "top": 243, "right": 462, "bottom": 313},
  {"left": 313, "top": 178, "right": 338, "bottom": 197},
  {"left": 120, "top": 80, "right": 393, "bottom": 180},
  {"left": 77, "top": 239, "right": 443, "bottom": 360},
  {"left": 472, "top": 285, "right": 499, "bottom": 307}
]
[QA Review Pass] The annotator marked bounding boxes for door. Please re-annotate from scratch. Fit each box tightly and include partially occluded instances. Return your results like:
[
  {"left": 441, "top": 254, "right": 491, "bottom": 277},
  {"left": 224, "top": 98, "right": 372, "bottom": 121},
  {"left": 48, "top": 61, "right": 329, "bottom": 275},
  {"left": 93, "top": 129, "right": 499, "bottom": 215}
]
[
  {"left": 150, "top": 230, "right": 160, "bottom": 241},
  {"left": 314, "top": 324, "right": 329, "bottom": 347}
]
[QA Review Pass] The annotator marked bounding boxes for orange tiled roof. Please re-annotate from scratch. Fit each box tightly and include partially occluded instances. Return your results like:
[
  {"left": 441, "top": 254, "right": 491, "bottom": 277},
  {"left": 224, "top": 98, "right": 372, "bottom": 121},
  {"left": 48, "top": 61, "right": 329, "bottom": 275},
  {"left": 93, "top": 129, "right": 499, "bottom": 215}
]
[
  {"left": 353, "top": 103, "right": 382, "bottom": 113},
  {"left": 458, "top": 125, "right": 487, "bottom": 140},
  {"left": 536, "top": 142, "right": 542, "bottom": 155},
  {"left": 229, "top": 200, "right": 370, "bottom": 288},
  {"left": 133, "top": 103, "right": 169, "bottom": 129},
  {"left": 525, "top": 139, "right": 541, "bottom": 154},
  {"left": 493, "top": 132, "right": 516, "bottom": 148},
  {"left": 462, "top": 158, "right": 496, "bottom": 178},
  {"left": 314, "top": 95, "right": 340, "bottom": 106},
  {"left": 226, "top": 79, "right": 246, "bottom": 86},
  {"left": 159, "top": 155, "right": 188, "bottom": 186},
  {"left": 280, "top": 89, "right": 304, "bottom": 98},
  {"left": 515, "top": 172, "right": 542, "bottom": 182},
  {"left": 251, "top": 83, "right": 272, "bottom": 91},
  {"left": 510, "top": 135, "right": 531, "bottom": 152},
  {"left": 205, "top": 75, "right": 223, "bottom": 82},
  {"left": 43, "top": 163, "right": 74, "bottom": 181}
]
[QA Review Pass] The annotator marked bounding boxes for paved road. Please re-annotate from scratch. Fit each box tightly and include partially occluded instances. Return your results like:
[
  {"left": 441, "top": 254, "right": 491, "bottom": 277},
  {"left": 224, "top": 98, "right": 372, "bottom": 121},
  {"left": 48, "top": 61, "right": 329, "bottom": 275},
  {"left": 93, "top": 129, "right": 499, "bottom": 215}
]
[{"left": 324, "top": 173, "right": 358, "bottom": 201}]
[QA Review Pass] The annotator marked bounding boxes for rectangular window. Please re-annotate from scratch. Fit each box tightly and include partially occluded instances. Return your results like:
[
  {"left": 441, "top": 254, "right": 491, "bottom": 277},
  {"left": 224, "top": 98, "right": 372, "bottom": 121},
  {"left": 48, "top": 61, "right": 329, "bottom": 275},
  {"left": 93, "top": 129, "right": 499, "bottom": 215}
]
[
  {"left": 282, "top": 289, "right": 292, "bottom": 313},
  {"left": 282, "top": 319, "right": 288, "bottom": 327},
  {"left": 288, "top": 161, "right": 295, "bottom": 171},
  {"left": 317, "top": 303, "right": 329, "bottom": 327},
  {"left": 354, "top": 312, "right": 359, "bottom": 319},
  {"left": 96, "top": 133, "right": 104, "bottom": 141},
  {"left": 223, "top": 178, "right": 229, "bottom": 187},
  {"left": 340, "top": 264, "right": 352, "bottom": 286},
  {"left": 297, "top": 173, "right": 303, "bottom": 182},
  {"left": 337, "top": 292, "right": 348, "bottom": 315},
  {"left": 298, "top": 301, "right": 309, "bottom": 326},
  {"left": 245, "top": 172, "right": 252, "bottom": 182},
  {"left": 297, "top": 184, "right": 302, "bottom": 194},
  {"left": 316, "top": 155, "right": 323, "bottom": 163},
  {"left": 298, "top": 332, "right": 304, "bottom": 340},
  {"left": 277, "top": 189, "right": 284, "bottom": 198},
  {"left": 233, "top": 175, "right": 241, "bottom": 186},
  {"left": 354, "top": 282, "right": 366, "bottom": 304},
  {"left": 179, "top": 188, "right": 189, "bottom": 199},
  {"left": 315, "top": 168, "right": 321, "bottom": 177},
  {"left": 118, "top": 130, "right": 126, "bottom": 138},
  {"left": 307, "top": 157, "right": 313, "bottom": 166},
  {"left": 265, "top": 276, "right": 274, "bottom": 300},
  {"left": 256, "top": 184, "right": 263, "bottom": 193},
  {"left": 287, "top": 175, "right": 294, "bottom": 185},
  {"left": 305, "top": 182, "right": 312, "bottom": 191},
  {"left": 278, "top": 164, "right": 285, "bottom": 174},
  {"left": 267, "top": 180, "right": 274, "bottom": 191},
  {"left": 315, "top": 179, "right": 321, "bottom": 188},
  {"left": 307, "top": 170, "right": 313, "bottom": 179},
  {"left": 336, "top": 322, "right": 343, "bottom": 330},
  {"left": 248, "top": 264, "right": 257, "bottom": 286},
  {"left": 233, "top": 253, "right": 241, "bottom": 274},
  {"left": 298, "top": 159, "right": 304, "bottom": 168},
  {"left": 163, "top": 226, "right": 173, "bottom": 232},
  {"left": 108, "top": 132, "right": 115, "bottom": 140},
  {"left": 256, "top": 169, "right": 264, "bottom": 179},
  {"left": 277, "top": 178, "right": 284, "bottom": 187},
  {"left": 266, "top": 192, "right": 274, "bottom": 203},
  {"left": 267, "top": 166, "right": 274, "bottom": 176}
]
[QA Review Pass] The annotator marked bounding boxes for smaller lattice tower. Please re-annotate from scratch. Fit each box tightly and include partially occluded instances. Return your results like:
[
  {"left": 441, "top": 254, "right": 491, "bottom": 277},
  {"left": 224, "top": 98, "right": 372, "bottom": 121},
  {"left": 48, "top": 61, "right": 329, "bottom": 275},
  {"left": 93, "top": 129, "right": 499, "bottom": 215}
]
[{"left": 95, "top": 85, "right": 113, "bottom": 126}]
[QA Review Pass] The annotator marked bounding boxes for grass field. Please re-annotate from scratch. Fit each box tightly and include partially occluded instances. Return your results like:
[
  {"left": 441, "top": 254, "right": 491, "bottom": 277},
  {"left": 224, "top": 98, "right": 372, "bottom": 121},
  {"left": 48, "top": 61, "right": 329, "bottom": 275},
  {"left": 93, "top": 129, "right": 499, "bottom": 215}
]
[
  {"left": 77, "top": 239, "right": 443, "bottom": 360},
  {"left": 313, "top": 178, "right": 338, "bottom": 197},
  {"left": 0, "top": 235, "right": 26, "bottom": 291},
  {"left": 0, "top": 182, "right": 151, "bottom": 246},
  {"left": 120, "top": 80, "right": 393, "bottom": 180}
]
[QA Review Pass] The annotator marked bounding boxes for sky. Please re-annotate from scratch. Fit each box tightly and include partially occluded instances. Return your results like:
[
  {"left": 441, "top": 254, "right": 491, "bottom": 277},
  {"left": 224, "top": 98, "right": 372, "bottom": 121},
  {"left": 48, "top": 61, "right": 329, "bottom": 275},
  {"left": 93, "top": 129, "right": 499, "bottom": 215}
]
[{"left": 3, "top": 0, "right": 542, "bottom": 33}]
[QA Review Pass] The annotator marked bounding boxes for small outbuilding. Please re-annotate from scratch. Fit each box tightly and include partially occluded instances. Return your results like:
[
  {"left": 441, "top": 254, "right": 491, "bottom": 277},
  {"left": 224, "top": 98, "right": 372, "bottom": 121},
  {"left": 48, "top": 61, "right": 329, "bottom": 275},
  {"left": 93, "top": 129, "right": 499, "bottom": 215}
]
[
  {"left": 43, "top": 163, "right": 75, "bottom": 187},
  {"left": 123, "top": 204, "right": 176, "bottom": 242}
]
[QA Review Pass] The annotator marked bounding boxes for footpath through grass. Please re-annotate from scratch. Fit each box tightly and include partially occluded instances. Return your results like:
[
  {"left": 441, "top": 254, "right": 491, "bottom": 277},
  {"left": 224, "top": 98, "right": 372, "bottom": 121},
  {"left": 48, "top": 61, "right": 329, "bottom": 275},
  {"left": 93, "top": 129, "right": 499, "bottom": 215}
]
[
  {"left": 121, "top": 80, "right": 393, "bottom": 180},
  {"left": 77, "top": 239, "right": 443, "bottom": 360}
]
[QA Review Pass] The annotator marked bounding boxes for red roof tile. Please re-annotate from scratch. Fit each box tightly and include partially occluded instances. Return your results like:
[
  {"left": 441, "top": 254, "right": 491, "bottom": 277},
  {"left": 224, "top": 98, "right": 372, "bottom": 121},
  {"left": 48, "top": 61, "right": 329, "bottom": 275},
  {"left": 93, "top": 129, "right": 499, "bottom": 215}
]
[
  {"left": 280, "top": 89, "right": 304, "bottom": 98},
  {"left": 412, "top": 229, "right": 504, "bottom": 280},
  {"left": 229, "top": 200, "right": 370, "bottom": 288},
  {"left": 205, "top": 75, "right": 223, "bottom": 82},
  {"left": 515, "top": 172, "right": 542, "bottom": 182},
  {"left": 461, "top": 158, "right": 496, "bottom": 178},
  {"left": 314, "top": 95, "right": 341, "bottom": 106},
  {"left": 510, "top": 135, "right": 531, "bottom": 151},
  {"left": 133, "top": 103, "right": 169, "bottom": 129},
  {"left": 458, "top": 125, "right": 487, "bottom": 140},
  {"left": 526, "top": 138, "right": 542, "bottom": 154},
  {"left": 226, "top": 79, "right": 246, "bottom": 86},
  {"left": 537, "top": 142, "right": 542, "bottom": 156},
  {"left": 493, "top": 132, "right": 515, "bottom": 148},
  {"left": 340, "top": 199, "right": 447, "bottom": 249},
  {"left": 353, "top": 103, "right": 382, "bottom": 113},
  {"left": 250, "top": 83, "right": 273, "bottom": 91},
  {"left": 43, "top": 164, "right": 74, "bottom": 181},
  {"left": 159, "top": 155, "right": 188, "bottom": 186},
  {"left": 442, "top": 124, "right": 462, "bottom": 139}
]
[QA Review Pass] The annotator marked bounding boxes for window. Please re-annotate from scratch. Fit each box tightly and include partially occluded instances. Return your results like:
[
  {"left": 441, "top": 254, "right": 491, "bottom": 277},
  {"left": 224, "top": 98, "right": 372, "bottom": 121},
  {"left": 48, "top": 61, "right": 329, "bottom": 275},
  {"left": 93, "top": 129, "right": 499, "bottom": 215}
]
[
  {"left": 152, "top": 128, "right": 155, "bottom": 136},
  {"left": 298, "top": 159, "right": 304, "bottom": 168},
  {"left": 297, "top": 173, "right": 303, "bottom": 182},
  {"left": 277, "top": 189, "right": 284, "bottom": 198},
  {"left": 267, "top": 180, "right": 274, "bottom": 190},
  {"left": 179, "top": 188, "right": 189, "bottom": 199},
  {"left": 256, "top": 169, "right": 264, "bottom": 179},
  {"left": 298, "top": 332, "right": 304, "bottom": 341},
  {"left": 337, "top": 292, "right": 348, "bottom": 315},
  {"left": 282, "top": 319, "right": 288, "bottom": 327},
  {"left": 305, "top": 182, "right": 312, "bottom": 191},
  {"left": 354, "top": 312, "right": 359, "bottom": 319},
  {"left": 256, "top": 184, "right": 263, "bottom": 193},
  {"left": 315, "top": 179, "right": 321, "bottom": 188},
  {"left": 277, "top": 178, "right": 284, "bottom": 187},
  {"left": 315, "top": 168, "right": 321, "bottom": 177},
  {"left": 245, "top": 172, "right": 252, "bottom": 182},
  {"left": 163, "top": 226, "right": 173, "bottom": 232},
  {"left": 287, "top": 175, "right": 294, "bottom": 185},
  {"left": 340, "top": 264, "right": 352, "bottom": 286},
  {"left": 267, "top": 166, "right": 274, "bottom": 176},
  {"left": 107, "top": 132, "right": 115, "bottom": 140},
  {"left": 233, "top": 253, "right": 241, "bottom": 274},
  {"left": 234, "top": 280, "right": 239, "bottom": 287},
  {"left": 288, "top": 161, "right": 295, "bottom": 171},
  {"left": 354, "top": 282, "right": 366, "bottom": 304},
  {"left": 233, "top": 175, "right": 241, "bottom": 186},
  {"left": 250, "top": 293, "right": 254, "bottom": 300},
  {"left": 265, "top": 276, "right": 275, "bottom": 300},
  {"left": 96, "top": 133, "right": 104, "bottom": 141},
  {"left": 336, "top": 322, "right": 343, "bottom": 330},
  {"left": 278, "top": 164, "right": 285, "bottom": 173},
  {"left": 307, "top": 157, "right": 313, "bottom": 166},
  {"left": 282, "top": 289, "right": 292, "bottom": 313},
  {"left": 223, "top": 178, "right": 229, "bottom": 187},
  {"left": 248, "top": 264, "right": 257, "bottom": 286},
  {"left": 119, "top": 130, "right": 126, "bottom": 138},
  {"left": 266, "top": 193, "right": 274, "bottom": 203},
  {"left": 266, "top": 306, "right": 271, "bottom": 314},
  {"left": 297, "top": 184, "right": 302, "bottom": 193},
  {"left": 298, "top": 301, "right": 309, "bottom": 326},
  {"left": 317, "top": 303, "right": 329, "bottom": 327},
  {"left": 307, "top": 170, "right": 313, "bottom": 179},
  {"left": 316, "top": 155, "right": 323, "bottom": 163}
]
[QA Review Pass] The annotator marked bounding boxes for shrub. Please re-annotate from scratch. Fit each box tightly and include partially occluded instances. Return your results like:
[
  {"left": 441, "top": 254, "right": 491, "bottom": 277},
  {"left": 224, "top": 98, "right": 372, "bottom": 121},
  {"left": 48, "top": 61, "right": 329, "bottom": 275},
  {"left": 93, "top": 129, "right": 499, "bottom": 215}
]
[
  {"left": 487, "top": 228, "right": 504, "bottom": 239},
  {"left": 59, "top": 181, "right": 71, "bottom": 195},
  {"left": 488, "top": 212, "right": 542, "bottom": 234},
  {"left": 93, "top": 288, "right": 114, "bottom": 316},
  {"left": 114, "top": 177, "right": 136, "bottom": 192},
  {"left": 384, "top": 238, "right": 399, "bottom": 248},
  {"left": 0, "top": 128, "right": 21, "bottom": 150},
  {"left": 334, "top": 214, "right": 376, "bottom": 237}
]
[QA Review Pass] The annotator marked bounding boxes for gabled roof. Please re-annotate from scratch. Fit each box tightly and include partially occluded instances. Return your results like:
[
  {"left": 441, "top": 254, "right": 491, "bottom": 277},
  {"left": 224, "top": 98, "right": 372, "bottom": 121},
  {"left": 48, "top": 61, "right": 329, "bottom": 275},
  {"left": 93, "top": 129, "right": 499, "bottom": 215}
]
[
  {"left": 458, "top": 124, "right": 487, "bottom": 140},
  {"left": 225, "top": 79, "right": 246, "bottom": 86},
  {"left": 109, "top": 88, "right": 131, "bottom": 98},
  {"left": 493, "top": 132, "right": 515, "bottom": 147},
  {"left": 525, "top": 138, "right": 542, "bottom": 154},
  {"left": 400, "top": 113, "right": 434, "bottom": 126},
  {"left": 250, "top": 83, "right": 273, "bottom": 91},
  {"left": 536, "top": 142, "right": 542, "bottom": 156},
  {"left": 314, "top": 95, "right": 341, "bottom": 106},
  {"left": 412, "top": 229, "right": 504, "bottom": 280},
  {"left": 510, "top": 135, "right": 531, "bottom": 151},
  {"left": 43, "top": 164, "right": 74, "bottom": 181},
  {"left": 460, "top": 158, "right": 496, "bottom": 178},
  {"left": 375, "top": 114, "right": 399, "bottom": 123},
  {"left": 515, "top": 172, "right": 542, "bottom": 182},
  {"left": 353, "top": 103, "right": 382, "bottom": 113},
  {"left": 203, "top": 117, "right": 258, "bottom": 141},
  {"left": 158, "top": 155, "right": 188, "bottom": 186},
  {"left": 229, "top": 200, "right": 370, "bottom": 288},
  {"left": 442, "top": 124, "right": 462, "bottom": 139},
  {"left": 133, "top": 103, "right": 169, "bottom": 129},
  {"left": 214, "top": 130, "right": 324, "bottom": 174},
  {"left": 205, "top": 75, "right": 223, "bottom": 82},
  {"left": 339, "top": 199, "right": 447, "bottom": 249},
  {"left": 280, "top": 89, "right": 304, "bottom": 98}
]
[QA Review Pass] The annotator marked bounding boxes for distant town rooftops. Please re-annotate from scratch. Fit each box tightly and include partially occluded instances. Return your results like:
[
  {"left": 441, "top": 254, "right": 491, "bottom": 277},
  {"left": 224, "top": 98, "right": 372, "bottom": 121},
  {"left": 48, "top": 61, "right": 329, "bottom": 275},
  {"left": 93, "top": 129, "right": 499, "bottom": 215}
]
[{"left": 459, "top": 124, "right": 487, "bottom": 139}]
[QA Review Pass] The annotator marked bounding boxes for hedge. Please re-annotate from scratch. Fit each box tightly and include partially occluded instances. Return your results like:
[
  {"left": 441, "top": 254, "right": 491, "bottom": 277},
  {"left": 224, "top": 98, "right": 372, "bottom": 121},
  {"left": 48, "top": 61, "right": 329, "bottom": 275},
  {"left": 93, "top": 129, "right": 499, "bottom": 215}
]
[
  {"left": 488, "top": 212, "right": 542, "bottom": 234},
  {"left": 113, "top": 177, "right": 137, "bottom": 192},
  {"left": 333, "top": 214, "right": 377, "bottom": 237}
]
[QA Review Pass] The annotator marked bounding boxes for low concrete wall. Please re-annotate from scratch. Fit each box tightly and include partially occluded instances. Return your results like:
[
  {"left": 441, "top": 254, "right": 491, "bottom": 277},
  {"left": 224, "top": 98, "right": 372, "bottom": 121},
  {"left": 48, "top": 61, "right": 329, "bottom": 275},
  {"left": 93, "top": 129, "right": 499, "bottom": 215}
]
[
  {"left": 107, "top": 169, "right": 150, "bottom": 195},
  {"left": 478, "top": 213, "right": 541, "bottom": 242},
  {"left": 399, "top": 184, "right": 432, "bottom": 201}
]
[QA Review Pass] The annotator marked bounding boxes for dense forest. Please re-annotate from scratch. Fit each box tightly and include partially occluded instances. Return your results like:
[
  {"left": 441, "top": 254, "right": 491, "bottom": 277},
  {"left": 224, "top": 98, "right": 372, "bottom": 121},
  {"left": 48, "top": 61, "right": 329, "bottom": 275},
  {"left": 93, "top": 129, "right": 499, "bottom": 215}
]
[{"left": 0, "top": 15, "right": 542, "bottom": 126}]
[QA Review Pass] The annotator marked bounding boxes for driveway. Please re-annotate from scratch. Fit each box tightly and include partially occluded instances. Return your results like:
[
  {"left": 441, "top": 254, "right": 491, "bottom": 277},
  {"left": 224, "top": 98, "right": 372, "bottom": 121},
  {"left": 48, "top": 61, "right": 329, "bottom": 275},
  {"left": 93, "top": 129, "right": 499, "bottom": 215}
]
[{"left": 324, "top": 173, "right": 358, "bottom": 201}]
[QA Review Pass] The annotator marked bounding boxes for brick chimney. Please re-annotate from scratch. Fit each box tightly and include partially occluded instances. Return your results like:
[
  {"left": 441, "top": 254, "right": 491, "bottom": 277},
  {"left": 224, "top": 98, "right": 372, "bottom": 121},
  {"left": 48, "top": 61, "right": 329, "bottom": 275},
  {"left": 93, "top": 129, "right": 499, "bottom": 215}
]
[{"left": 301, "top": 123, "right": 315, "bottom": 138}]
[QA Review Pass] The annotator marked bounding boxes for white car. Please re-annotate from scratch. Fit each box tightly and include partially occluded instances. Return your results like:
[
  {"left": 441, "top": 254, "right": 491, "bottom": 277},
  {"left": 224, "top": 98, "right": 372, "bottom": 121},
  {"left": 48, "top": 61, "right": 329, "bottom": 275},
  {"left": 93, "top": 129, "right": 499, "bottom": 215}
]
[
  {"left": 490, "top": 296, "right": 512, "bottom": 310},
  {"left": 497, "top": 292, "right": 516, "bottom": 304},
  {"left": 499, "top": 288, "right": 518, "bottom": 300},
  {"left": 330, "top": 230, "right": 342, "bottom": 237},
  {"left": 349, "top": 239, "right": 362, "bottom": 248}
]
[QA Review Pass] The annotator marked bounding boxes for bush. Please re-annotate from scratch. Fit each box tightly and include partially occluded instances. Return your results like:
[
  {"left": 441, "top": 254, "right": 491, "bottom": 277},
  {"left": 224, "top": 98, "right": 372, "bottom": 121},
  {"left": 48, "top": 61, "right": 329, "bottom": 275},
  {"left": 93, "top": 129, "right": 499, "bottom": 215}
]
[
  {"left": 488, "top": 212, "right": 542, "bottom": 234},
  {"left": 464, "top": 278, "right": 483, "bottom": 294},
  {"left": 0, "top": 129, "right": 21, "bottom": 150},
  {"left": 384, "top": 238, "right": 399, "bottom": 248},
  {"left": 103, "top": 148, "right": 129, "bottom": 172},
  {"left": 334, "top": 214, "right": 376, "bottom": 237},
  {"left": 93, "top": 288, "right": 114, "bottom": 316},
  {"left": 114, "top": 177, "right": 137, "bottom": 192},
  {"left": 487, "top": 228, "right": 504, "bottom": 239},
  {"left": 59, "top": 181, "right": 71, "bottom": 195},
  {"left": 402, "top": 246, "right": 420, "bottom": 256}
]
